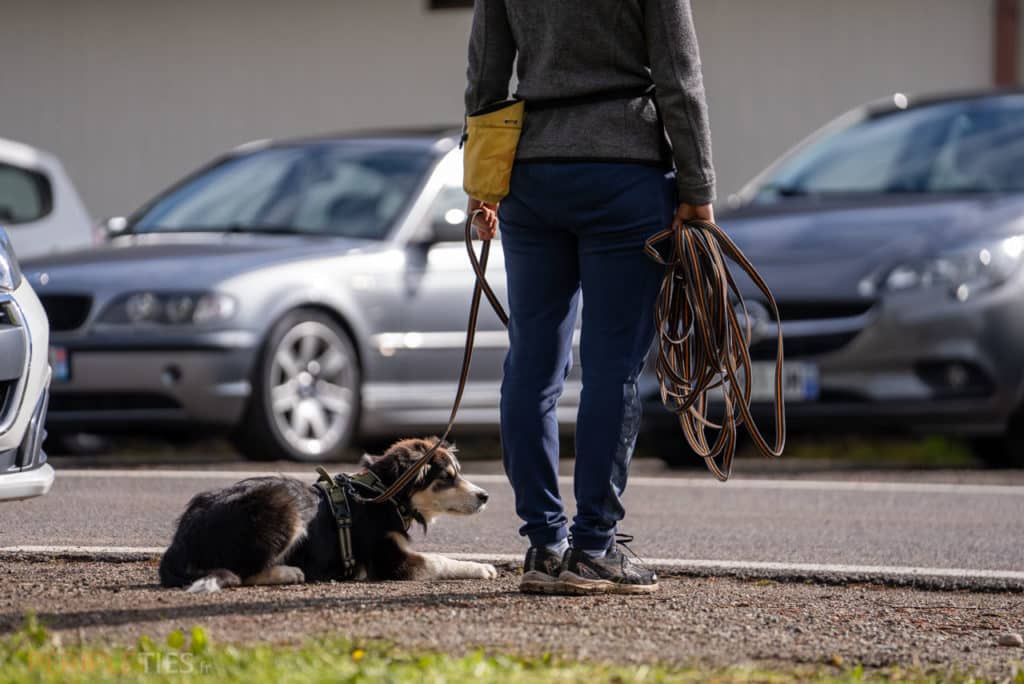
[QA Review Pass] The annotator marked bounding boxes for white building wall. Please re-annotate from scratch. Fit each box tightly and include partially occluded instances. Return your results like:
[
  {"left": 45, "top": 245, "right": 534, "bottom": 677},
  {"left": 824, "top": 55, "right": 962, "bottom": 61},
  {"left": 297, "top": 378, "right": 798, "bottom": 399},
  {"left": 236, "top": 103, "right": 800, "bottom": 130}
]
[
  {"left": 0, "top": 0, "right": 475, "bottom": 221},
  {"left": 0, "top": 0, "right": 996, "bottom": 220},
  {"left": 695, "top": 0, "right": 993, "bottom": 200}
]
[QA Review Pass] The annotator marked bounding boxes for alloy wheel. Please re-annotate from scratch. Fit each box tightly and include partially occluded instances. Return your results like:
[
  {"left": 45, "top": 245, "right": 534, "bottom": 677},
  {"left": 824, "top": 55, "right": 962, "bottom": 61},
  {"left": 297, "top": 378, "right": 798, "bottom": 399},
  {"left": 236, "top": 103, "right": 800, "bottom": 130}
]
[{"left": 268, "top": 320, "right": 357, "bottom": 457}]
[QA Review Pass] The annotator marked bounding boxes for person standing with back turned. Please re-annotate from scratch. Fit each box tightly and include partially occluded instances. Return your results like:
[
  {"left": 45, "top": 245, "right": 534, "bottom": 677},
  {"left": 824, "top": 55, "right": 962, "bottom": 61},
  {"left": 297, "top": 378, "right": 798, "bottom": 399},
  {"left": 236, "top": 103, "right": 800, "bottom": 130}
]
[{"left": 464, "top": 0, "right": 715, "bottom": 594}]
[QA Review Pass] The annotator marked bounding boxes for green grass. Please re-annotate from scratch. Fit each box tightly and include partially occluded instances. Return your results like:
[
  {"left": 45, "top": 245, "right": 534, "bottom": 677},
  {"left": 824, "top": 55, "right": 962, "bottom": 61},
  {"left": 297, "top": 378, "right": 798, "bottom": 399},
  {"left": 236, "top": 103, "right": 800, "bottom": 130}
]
[
  {"left": 635, "top": 431, "right": 981, "bottom": 470},
  {"left": 2, "top": 617, "right": 1017, "bottom": 684},
  {"left": 775, "top": 435, "right": 977, "bottom": 468}
]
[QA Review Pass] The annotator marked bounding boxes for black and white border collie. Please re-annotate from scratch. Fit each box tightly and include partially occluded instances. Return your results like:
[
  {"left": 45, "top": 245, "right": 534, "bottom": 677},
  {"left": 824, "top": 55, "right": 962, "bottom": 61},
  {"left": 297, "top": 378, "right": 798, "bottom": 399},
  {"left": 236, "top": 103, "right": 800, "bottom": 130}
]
[{"left": 159, "top": 438, "right": 496, "bottom": 592}]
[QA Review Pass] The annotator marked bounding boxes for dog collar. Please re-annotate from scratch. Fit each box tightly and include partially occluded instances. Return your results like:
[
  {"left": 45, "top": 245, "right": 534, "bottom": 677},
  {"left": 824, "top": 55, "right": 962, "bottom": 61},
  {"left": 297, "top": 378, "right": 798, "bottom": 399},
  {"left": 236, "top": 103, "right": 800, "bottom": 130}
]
[{"left": 342, "top": 469, "right": 421, "bottom": 530}]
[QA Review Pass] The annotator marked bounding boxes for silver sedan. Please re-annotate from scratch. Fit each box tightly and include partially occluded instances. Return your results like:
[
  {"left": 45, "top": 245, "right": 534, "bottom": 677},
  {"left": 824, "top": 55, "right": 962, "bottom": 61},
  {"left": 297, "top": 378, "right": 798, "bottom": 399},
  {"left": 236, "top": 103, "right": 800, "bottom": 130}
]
[{"left": 25, "top": 132, "right": 522, "bottom": 461}]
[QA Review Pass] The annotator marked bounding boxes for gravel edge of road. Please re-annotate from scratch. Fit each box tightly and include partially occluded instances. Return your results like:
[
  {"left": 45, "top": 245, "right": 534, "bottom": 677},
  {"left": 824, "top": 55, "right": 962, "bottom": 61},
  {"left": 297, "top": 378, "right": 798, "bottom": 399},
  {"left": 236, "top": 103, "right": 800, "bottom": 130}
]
[
  {"left": 3, "top": 550, "right": 1021, "bottom": 593},
  {"left": 5, "top": 559, "right": 1023, "bottom": 680}
]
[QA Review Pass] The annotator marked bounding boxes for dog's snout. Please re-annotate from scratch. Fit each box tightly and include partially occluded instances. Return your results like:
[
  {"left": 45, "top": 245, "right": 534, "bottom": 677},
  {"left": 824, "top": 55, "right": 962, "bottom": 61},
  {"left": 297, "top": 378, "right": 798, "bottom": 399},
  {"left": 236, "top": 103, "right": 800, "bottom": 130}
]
[{"left": 476, "top": 490, "right": 489, "bottom": 504}]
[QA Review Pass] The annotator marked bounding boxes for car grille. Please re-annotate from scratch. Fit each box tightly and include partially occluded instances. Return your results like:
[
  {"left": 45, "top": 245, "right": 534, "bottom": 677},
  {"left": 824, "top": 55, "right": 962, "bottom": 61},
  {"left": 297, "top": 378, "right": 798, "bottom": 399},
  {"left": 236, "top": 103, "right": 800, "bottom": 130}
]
[
  {"left": 739, "top": 300, "right": 874, "bottom": 360},
  {"left": 771, "top": 300, "right": 875, "bottom": 322},
  {"left": 0, "top": 300, "right": 26, "bottom": 426},
  {"left": 750, "top": 331, "right": 860, "bottom": 360},
  {"left": 0, "top": 379, "right": 14, "bottom": 417},
  {"left": 15, "top": 389, "right": 48, "bottom": 469},
  {"left": 39, "top": 295, "right": 93, "bottom": 332},
  {"left": 816, "top": 388, "right": 870, "bottom": 403}
]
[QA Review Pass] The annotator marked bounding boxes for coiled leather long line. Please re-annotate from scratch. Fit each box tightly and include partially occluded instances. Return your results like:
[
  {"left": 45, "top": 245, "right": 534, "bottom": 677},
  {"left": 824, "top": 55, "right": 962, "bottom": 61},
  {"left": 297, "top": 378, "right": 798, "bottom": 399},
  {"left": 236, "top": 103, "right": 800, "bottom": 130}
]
[{"left": 644, "top": 220, "right": 786, "bottom": 481}]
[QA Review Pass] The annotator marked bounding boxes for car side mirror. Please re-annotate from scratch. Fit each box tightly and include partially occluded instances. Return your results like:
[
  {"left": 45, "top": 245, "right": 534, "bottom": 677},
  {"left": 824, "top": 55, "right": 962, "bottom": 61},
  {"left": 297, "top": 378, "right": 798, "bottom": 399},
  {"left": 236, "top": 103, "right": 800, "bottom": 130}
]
[
  {"left": 417, "top": 211, "right": 468, "bottom": 246},
  {"left": 101, "top": 216, "right": 129, "bottom": 238}
]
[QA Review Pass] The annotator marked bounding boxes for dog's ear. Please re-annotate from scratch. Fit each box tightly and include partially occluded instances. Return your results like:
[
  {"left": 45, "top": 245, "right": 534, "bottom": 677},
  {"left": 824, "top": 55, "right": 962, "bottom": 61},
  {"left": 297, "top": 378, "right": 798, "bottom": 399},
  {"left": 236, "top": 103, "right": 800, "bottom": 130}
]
[
  {"left": 359, "top": 453, "right": 377, "bottom": 469},
  {"left": 365, "top": 440, "right": 413, "bottom": 482},
  {"left": 389, "top": 439, "right": 436, "bottom": 484},
  {"left": 421, "top": 436, "right": 451, "bottom": 459}
]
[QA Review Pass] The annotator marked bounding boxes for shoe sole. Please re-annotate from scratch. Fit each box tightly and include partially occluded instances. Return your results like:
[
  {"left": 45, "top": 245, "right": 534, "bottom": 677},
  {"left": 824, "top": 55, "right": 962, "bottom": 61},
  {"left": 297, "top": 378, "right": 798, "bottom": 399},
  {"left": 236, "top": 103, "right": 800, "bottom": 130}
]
[
  {"left": 557, "top": 571, "right": 659, "bottom": 595},
  {"left": 519, "top": 570, "right": 566, "bottom": 595}
]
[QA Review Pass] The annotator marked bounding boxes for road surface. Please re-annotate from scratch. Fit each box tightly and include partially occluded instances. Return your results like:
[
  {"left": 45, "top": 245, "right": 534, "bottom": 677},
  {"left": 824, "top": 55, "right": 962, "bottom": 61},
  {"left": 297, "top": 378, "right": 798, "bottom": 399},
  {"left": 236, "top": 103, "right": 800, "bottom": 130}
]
[{"left": 3, "top": 461, "right": 1022, "bottom": 588}]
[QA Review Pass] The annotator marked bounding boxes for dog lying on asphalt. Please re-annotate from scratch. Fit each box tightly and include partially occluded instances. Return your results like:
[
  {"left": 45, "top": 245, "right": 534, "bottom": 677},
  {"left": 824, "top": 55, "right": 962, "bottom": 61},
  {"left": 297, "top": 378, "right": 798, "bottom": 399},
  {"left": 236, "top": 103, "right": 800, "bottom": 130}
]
[{"left": 159, "top": 438, "right": 497, "bottom": 592}]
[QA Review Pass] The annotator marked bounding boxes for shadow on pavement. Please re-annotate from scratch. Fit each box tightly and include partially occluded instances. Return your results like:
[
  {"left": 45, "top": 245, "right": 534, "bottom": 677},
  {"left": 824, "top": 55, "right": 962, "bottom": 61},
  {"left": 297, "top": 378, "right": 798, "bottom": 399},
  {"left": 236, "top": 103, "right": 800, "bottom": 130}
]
[{"left": 0, "top": 587, "right": 512, "bottom": 635}]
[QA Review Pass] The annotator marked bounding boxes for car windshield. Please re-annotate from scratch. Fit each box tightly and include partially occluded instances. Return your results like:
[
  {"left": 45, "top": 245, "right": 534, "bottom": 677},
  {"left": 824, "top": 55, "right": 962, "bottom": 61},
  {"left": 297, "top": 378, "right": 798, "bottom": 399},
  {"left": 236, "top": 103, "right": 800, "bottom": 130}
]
[
  {"left": 755, "top": 95, "right": 1024, "bottom": 200},
  {"left": 131, "top": 140, "right": 434, "bottom": 239}
]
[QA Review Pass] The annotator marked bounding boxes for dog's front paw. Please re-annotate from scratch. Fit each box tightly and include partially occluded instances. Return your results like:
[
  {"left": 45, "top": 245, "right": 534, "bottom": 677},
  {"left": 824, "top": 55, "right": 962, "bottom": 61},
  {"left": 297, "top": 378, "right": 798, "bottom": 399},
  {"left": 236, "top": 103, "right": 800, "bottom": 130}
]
[
  {"left": 471, "top": 562, "right": 498, "bottom": 579},
  {"left": 278, "top": 566, "right": 306, "bottom": 584},
  {"left": 243, "top": 564, "right": 306, "bottom": 587}
]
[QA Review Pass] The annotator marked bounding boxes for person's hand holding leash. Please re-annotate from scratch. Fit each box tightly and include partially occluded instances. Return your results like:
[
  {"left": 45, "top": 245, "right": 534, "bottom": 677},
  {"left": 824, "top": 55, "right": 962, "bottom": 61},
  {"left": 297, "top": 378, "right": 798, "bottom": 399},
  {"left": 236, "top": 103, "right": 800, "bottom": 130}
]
[
  {"left": 468, "top": 198, "right": 499, "bottom": 240},
  {"left": 672, "top": 202, "right": 714, "bottom": 230}
]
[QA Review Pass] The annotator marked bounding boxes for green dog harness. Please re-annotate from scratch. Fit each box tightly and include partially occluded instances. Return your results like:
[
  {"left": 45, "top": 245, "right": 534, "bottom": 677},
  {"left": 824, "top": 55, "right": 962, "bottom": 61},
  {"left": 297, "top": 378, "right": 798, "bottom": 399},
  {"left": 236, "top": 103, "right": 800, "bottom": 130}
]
[{"left": 314, "top": 467, "right": 419, "bottom": 579}]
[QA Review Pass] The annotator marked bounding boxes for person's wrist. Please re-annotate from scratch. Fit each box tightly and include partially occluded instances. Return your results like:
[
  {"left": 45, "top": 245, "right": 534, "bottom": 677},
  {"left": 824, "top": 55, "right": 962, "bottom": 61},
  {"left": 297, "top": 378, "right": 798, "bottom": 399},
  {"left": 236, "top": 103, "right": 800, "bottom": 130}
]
[{"left": 673, "top": 201, "right": 715, "bottom": 224}]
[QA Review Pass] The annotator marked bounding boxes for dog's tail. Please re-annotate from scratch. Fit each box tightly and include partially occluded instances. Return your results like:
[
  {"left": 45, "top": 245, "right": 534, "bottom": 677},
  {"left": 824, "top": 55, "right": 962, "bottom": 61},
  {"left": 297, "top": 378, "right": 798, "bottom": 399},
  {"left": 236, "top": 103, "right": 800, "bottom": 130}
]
[{"left": 159, "top": 544, "right": 240, "bottom": 593}]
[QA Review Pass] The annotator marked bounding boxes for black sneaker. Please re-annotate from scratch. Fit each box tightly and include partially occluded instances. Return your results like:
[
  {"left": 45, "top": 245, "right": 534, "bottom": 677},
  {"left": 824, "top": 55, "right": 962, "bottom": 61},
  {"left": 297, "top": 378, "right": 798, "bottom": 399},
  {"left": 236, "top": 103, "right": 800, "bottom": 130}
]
[
  {"left": 519, "top": 546, "right": 566, "bottom": 594},
  {"left": 558, "top": 536, "right": 658, "bottom": 595}
]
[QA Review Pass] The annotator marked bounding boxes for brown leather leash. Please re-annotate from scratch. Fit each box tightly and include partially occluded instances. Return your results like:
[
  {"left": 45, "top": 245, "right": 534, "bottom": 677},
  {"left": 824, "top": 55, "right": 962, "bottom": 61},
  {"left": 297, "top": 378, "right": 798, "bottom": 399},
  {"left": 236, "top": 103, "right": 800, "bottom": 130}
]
[
  {"left": 369, "top": 212, "right": 785, "bottom": 502},
  {"left": 644, "top": 219, "right": 786, "bottom": 481},
  {"left": 367, "top": 210, "right": 505, "bottom": 503}
]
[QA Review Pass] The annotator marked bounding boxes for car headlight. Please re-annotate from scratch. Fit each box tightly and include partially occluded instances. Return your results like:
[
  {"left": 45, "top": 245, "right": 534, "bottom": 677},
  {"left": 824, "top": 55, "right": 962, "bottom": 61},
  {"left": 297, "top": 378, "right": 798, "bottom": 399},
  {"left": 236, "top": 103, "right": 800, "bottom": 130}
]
[
  {"left": 99, "top": 292, "right": 237, "bottom": 326},
  {"left": 870, "top": 235, "right": 1024, "bottom": 302},
  {"left": 0, "top": 231, "right": 23, "bottom": 291}
]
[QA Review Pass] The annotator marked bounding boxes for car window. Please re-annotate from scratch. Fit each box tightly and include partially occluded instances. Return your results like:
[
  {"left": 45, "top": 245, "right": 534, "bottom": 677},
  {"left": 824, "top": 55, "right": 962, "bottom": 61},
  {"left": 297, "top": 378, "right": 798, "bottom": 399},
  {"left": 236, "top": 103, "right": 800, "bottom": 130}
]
[
  {"left": 132, "top": 141, "right": 434, "bottom": 239},
  {"left": 928, "top": 107, "right": 1024, "bottom": 193},
  {"left": 757, "top": 96, "right": 1024, "bottom": 199},
  {"left": 0, "top": 162, "right": 53, "bottom": 224}
]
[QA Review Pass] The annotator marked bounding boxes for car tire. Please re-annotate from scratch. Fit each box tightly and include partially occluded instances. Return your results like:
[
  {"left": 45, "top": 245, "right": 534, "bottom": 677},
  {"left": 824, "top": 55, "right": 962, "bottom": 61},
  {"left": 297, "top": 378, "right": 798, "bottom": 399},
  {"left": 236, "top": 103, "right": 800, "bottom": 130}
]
[
  {"left": 969, "top": 435, "right": 1024, "bottom": 469},
  {"left": 232, "top": 308, "right": 361, "bottom": 462}
]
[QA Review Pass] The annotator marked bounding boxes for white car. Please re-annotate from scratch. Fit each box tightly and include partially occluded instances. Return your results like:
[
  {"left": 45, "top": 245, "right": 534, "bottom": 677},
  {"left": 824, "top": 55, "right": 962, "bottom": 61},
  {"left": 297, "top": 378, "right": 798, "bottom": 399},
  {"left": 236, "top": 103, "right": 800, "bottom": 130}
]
[
  {"left": 0, "top": 229, "right": 52, "bottom": 501},
  {"left": 0, "top": 137, "right": 92, "bottom": 259}
]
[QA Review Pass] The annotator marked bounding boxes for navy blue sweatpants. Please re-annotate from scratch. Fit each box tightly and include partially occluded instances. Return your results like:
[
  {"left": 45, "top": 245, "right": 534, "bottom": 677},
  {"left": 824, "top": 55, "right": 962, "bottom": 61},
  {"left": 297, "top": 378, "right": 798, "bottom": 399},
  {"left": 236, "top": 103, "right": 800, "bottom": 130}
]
[{"left": 498, "top": 162, "right": 674, "bottom": 552}]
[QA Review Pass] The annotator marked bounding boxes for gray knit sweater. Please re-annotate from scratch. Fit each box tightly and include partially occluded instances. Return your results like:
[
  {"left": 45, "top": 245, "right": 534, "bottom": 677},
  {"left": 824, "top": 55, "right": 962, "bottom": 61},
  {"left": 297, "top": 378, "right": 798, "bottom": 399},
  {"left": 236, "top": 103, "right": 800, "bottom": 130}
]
[{"left": 465, "top": 0, "right": 715, "bottom": 205}]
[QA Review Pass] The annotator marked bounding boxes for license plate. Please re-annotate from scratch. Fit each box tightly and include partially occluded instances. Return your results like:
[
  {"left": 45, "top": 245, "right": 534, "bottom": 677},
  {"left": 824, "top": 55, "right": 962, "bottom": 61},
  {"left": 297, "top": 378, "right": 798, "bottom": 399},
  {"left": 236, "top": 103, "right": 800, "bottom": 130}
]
[
  {"left": 747, "top": 361, "right": 819, "bottom": 403},
  {"left": 49, "top": 346, "right": 70, "bottom": 382}
]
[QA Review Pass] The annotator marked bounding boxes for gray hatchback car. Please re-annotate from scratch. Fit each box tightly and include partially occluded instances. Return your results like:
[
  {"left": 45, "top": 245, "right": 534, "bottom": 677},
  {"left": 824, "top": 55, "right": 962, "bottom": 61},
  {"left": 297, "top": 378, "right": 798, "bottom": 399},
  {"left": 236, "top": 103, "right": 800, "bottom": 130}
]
[{"left": 712, "top": 90, "right": 1024, "bottom": 467}]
